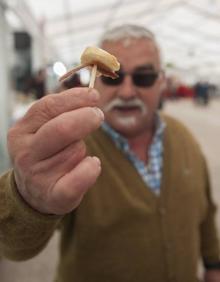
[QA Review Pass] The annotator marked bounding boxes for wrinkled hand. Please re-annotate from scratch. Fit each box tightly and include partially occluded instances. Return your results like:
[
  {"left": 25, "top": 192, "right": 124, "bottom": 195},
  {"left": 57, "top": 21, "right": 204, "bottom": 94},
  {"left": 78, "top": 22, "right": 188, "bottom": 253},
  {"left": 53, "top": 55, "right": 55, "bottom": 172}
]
[{"left": 7, "top": 88, "right": 104, "bottom": 215}]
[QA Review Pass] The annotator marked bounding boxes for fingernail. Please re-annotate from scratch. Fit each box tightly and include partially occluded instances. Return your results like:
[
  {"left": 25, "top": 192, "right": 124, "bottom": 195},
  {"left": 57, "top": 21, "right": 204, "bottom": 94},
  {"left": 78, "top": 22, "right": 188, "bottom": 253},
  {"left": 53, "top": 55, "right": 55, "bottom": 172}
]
[
  {"left": 93, "top": 107, "right": 104, "bottom": 120},
  {"left": 88, "top": 89, "right": 100, "bottom": 100},
  {"left": 92, "top": 156, "right": 101, "bottom": 166}
]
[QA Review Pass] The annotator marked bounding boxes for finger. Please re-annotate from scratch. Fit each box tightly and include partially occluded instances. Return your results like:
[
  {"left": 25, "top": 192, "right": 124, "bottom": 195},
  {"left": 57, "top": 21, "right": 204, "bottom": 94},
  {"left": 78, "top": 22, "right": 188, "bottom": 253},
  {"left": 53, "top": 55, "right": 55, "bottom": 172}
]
[
  {"left": 31, "top": 106, "right": 104, "bottom": 160},
  {"left": 49, "top": 156, "right": 101, "bottom": 215},
  {"left": 16, "top": 87, "right": 100, "bottom": 133},
  {"left": 18, "top": 141, "right": 87, "bottom": 203},
  {"left": 29, "top": 141, "right": 86, "bottom": 184}
]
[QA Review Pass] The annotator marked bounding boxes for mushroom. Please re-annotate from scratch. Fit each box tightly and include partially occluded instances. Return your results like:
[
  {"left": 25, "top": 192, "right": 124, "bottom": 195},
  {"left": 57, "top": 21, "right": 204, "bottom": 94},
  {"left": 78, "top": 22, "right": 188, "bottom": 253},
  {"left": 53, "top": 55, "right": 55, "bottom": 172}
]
[{"left": 59, "top": 46, "right": 120, "bottom": 88}]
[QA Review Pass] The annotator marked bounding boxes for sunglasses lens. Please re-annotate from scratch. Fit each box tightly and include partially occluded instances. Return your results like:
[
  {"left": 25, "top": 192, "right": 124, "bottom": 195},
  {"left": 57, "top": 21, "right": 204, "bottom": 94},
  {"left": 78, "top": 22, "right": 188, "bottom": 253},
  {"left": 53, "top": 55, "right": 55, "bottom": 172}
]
[
  {"left": 101, "top": 72, "right": 124, "bottom": 86},
  {"left": 100, "top": 71, "right": 159, "bottom": 87},
  {"left": 133, "top": 73, "right": 158, "bottom": 87}
]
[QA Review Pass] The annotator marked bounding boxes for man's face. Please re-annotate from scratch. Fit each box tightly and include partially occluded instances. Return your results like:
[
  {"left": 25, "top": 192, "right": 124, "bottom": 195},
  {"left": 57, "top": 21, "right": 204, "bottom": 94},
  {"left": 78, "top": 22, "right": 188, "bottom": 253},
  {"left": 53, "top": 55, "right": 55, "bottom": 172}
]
[{"left": 95, "top": 38, "right": 165, "bottom": 137}]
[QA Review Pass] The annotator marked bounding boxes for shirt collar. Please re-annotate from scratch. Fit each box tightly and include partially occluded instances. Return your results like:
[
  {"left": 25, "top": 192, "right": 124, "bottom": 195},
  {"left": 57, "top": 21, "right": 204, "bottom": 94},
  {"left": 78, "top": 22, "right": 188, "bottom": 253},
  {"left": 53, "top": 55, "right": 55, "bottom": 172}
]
[{"left": 101, "top": 114, "right": 166, "bottom": 151}]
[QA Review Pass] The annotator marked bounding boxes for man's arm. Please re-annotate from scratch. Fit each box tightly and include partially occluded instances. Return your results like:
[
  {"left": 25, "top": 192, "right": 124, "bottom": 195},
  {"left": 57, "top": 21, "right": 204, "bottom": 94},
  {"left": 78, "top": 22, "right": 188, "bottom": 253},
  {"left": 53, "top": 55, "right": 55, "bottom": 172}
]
[
  {"left": 200, "top": 157, "right": 220, "bottom": 281},
  {"left": 0, "top": 170, "right": 61, "bottom": 260},
  {"left": 0, "top": 87, "right": 103, "bottom": 260}
]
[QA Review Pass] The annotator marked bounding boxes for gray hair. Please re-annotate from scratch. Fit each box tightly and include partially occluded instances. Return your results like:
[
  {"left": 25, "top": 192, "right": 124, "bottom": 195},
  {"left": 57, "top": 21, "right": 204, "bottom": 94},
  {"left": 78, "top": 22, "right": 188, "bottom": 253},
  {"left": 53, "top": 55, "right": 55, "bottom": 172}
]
[
  {"left": 99, "top": 24, "right": 156, "bottom": 44},
  {"left": 99, "top": 24, "right": 163, "bottom": 67}
]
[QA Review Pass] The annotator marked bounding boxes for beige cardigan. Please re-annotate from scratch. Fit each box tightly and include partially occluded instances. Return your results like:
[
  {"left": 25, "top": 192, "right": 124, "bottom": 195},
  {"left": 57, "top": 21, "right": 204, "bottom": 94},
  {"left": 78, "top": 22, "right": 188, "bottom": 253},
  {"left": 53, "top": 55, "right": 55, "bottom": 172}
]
[{"left": 0, "top": 114, "right": 219, "bottom": 282}]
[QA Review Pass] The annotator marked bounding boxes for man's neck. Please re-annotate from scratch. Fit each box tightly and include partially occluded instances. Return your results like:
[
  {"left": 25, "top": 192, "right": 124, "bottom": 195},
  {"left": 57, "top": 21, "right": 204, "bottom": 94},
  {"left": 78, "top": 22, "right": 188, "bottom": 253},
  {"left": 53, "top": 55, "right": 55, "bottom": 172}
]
[{"left": 127, "top": 130, "right": 154, "bottom": 163}]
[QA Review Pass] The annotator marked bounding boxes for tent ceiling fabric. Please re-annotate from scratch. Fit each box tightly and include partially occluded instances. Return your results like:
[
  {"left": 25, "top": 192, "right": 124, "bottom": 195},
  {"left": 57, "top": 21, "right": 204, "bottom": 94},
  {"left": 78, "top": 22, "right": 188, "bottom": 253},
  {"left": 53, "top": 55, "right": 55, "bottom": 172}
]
[{"left": 4, "top": 0, "right": 220, "bottom": 84}]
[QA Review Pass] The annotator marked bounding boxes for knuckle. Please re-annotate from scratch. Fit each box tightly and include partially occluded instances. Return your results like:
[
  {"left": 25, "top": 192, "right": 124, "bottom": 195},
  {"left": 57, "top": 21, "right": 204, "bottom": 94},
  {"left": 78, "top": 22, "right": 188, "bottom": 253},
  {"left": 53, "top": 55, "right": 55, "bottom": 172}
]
[
  {"left": 33, "top": 95, "right": 64, "bottom": 121},
  {"left": 59, "top": 141, "right": 86, "bottom": 164},
  {"left": 7, "top": 127, "right": 29, "bottom": 163},
  {"left": 74, "top": 141, "right": 87, "bottom": 159},
  {"left": 14, "top": 150, "right": 31, "bottom": 170},
  {"left": 41, "top": 96, "right": 58, "bottom": 117},
  {"left": 7, "top": 127, "right": 18, "bottom": 145}
]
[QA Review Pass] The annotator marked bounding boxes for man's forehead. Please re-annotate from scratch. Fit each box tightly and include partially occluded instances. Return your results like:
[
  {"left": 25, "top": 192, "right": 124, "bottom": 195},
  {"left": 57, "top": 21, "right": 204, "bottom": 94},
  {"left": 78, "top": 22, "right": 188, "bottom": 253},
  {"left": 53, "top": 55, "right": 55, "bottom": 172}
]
[
  {"left": 102, "top": 36, "right": 156, "bottom": 48},
  {"left": 101, "top": 38, "right": 160, "bottom": 68}
]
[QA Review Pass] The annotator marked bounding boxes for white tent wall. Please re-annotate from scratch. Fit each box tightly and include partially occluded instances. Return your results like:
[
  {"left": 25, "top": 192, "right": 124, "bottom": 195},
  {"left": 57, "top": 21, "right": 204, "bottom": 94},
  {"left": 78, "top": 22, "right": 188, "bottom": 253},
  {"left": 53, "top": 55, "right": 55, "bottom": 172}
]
[
  {"left": 0, "top": 1, "right": 11, "bottom": 172},
  {"left": 25, "top": 0, "right": 220, "bottom": 84},
  {"left": 0, "top": 0, "right": 219, "bottom": 170},
  {"left": 2, "top": 0, "right": 220, "bottom": 86}
]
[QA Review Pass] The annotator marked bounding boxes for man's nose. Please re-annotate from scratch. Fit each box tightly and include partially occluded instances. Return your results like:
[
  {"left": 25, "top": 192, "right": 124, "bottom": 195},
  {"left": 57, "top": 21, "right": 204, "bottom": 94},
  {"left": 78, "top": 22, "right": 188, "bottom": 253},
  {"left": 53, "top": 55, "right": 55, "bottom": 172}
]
[{"left": 117, "top": 75, "right": 137, "bottom": 99}]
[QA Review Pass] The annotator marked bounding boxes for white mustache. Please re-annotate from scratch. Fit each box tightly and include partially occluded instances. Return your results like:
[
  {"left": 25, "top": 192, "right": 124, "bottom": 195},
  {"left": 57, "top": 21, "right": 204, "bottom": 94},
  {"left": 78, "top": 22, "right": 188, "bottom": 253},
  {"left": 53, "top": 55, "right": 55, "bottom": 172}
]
[{"left": 103, "top": 98, "right": 147, "bottom": 114}]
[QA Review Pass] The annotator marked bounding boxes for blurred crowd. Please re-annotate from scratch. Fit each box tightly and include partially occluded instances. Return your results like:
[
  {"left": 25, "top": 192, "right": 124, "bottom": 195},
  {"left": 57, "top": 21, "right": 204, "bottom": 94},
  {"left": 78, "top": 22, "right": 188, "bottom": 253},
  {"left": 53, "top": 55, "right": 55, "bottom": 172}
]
[
  {"left": 15, "top": 68, "right": 220, "bottom": 103},
  {"left": 162, "top": 76, "right": 219, "bottom": 106}
]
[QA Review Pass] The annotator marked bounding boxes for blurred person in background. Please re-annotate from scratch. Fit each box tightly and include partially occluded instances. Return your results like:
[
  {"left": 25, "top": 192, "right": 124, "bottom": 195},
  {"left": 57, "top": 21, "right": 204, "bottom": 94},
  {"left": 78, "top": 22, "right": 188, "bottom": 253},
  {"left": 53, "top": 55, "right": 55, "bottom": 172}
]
[
  {"left": 0, "top": 24, "right": 220, "bottom": 282},
  {"left": 24, "top": 68, "right": 47, "bottom": 99},
  {"left": 163, "top": 75, "right": 179, "bottom": 99},
  {"left": 175, "top": 82, "right": 195, "bottom": 99},
  {"left": 57, "top": 73, "right": 82, "bottom": 92},
  {"left": 194, "top": 81, "right": 210, "bottom": 106}
]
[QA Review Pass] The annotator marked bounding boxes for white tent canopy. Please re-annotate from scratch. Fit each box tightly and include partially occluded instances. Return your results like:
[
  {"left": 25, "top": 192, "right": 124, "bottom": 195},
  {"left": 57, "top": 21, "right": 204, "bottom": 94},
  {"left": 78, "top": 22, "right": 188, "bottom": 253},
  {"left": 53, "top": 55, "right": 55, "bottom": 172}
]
[{"left": 2, "top": 0, "right": 220, "bottom": 84}]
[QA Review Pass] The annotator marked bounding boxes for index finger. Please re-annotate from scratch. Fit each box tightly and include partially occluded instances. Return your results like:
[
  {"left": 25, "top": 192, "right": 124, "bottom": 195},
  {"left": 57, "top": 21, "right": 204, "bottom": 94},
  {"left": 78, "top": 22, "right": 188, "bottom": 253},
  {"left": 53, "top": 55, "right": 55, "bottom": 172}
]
[{"left": 16, "top": 87, "right": 100, "bottom": 133}]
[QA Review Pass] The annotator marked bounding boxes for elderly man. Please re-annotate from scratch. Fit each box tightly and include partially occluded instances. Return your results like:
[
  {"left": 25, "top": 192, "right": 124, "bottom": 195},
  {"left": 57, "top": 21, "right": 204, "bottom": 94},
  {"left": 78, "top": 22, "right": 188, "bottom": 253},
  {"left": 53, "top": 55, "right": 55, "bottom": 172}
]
[{"left": 0, "top": 24, "right": 219, "bottom": 282}]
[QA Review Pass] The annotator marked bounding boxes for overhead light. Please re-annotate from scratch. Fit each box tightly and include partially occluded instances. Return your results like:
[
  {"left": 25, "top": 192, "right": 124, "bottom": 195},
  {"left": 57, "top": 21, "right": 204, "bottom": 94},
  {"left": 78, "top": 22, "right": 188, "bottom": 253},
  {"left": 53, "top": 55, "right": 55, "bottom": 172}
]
[
  {"left": 79, "top": 68, "right": 90, "bottom": 86},
  {"left": 5, "top": 9, "right": 23, "bottom": 29},
  {"left": 53, "top": 62, "right": 67, "bottom": 77}
]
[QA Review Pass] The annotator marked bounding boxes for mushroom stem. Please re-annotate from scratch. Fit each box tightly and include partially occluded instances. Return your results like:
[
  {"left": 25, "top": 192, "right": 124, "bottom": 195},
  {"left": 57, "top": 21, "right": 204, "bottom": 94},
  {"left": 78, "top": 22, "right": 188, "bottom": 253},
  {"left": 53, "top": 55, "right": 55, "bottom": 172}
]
[
  {"left": 59, "top": 63, "right": 88, "bottom": 82},
  {"left": 89, "top": 65, "right": 97, "bottom": 88}
]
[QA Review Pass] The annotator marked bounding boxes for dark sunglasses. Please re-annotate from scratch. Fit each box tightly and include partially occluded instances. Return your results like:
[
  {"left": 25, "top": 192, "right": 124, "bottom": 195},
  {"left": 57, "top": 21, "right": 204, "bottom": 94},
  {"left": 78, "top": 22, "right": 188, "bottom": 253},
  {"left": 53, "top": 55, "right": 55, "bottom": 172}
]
[{"left": 101, "top": 70, "right": 160, "bottom": 88}]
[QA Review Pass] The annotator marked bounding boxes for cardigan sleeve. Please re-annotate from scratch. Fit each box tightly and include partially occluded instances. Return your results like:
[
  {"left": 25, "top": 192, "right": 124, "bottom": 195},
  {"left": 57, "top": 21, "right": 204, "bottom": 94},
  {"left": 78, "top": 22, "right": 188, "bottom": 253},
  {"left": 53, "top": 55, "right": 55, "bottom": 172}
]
[
  {"left": 0, "top": 170, "right": 62, "bottom": 261},
  {"left": 200, "top": 157, "right": 220, "bottom": 267}
]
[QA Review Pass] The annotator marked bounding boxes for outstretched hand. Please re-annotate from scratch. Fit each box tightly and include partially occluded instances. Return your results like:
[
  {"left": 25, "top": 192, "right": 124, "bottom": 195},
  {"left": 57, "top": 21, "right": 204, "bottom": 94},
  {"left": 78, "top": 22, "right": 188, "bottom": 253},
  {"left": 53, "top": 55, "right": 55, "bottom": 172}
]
[{"left": 7, "top": 87, "right": 104, "bottom": 215}]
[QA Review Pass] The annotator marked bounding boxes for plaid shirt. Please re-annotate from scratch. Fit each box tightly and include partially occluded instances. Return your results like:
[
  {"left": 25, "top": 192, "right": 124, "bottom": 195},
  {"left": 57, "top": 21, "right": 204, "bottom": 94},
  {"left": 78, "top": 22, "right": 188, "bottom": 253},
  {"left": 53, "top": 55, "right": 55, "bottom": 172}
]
[{"left": 101, "top": 116, "right": 166, "bottom": 195}]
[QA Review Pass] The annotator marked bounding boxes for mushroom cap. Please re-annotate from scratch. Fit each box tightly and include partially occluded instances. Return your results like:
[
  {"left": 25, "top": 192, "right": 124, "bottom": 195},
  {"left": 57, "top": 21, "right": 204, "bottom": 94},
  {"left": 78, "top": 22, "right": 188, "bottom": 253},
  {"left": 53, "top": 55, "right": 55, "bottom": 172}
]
[{"left": 81, "top": 46, "right": 120, "bottom": 78}]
